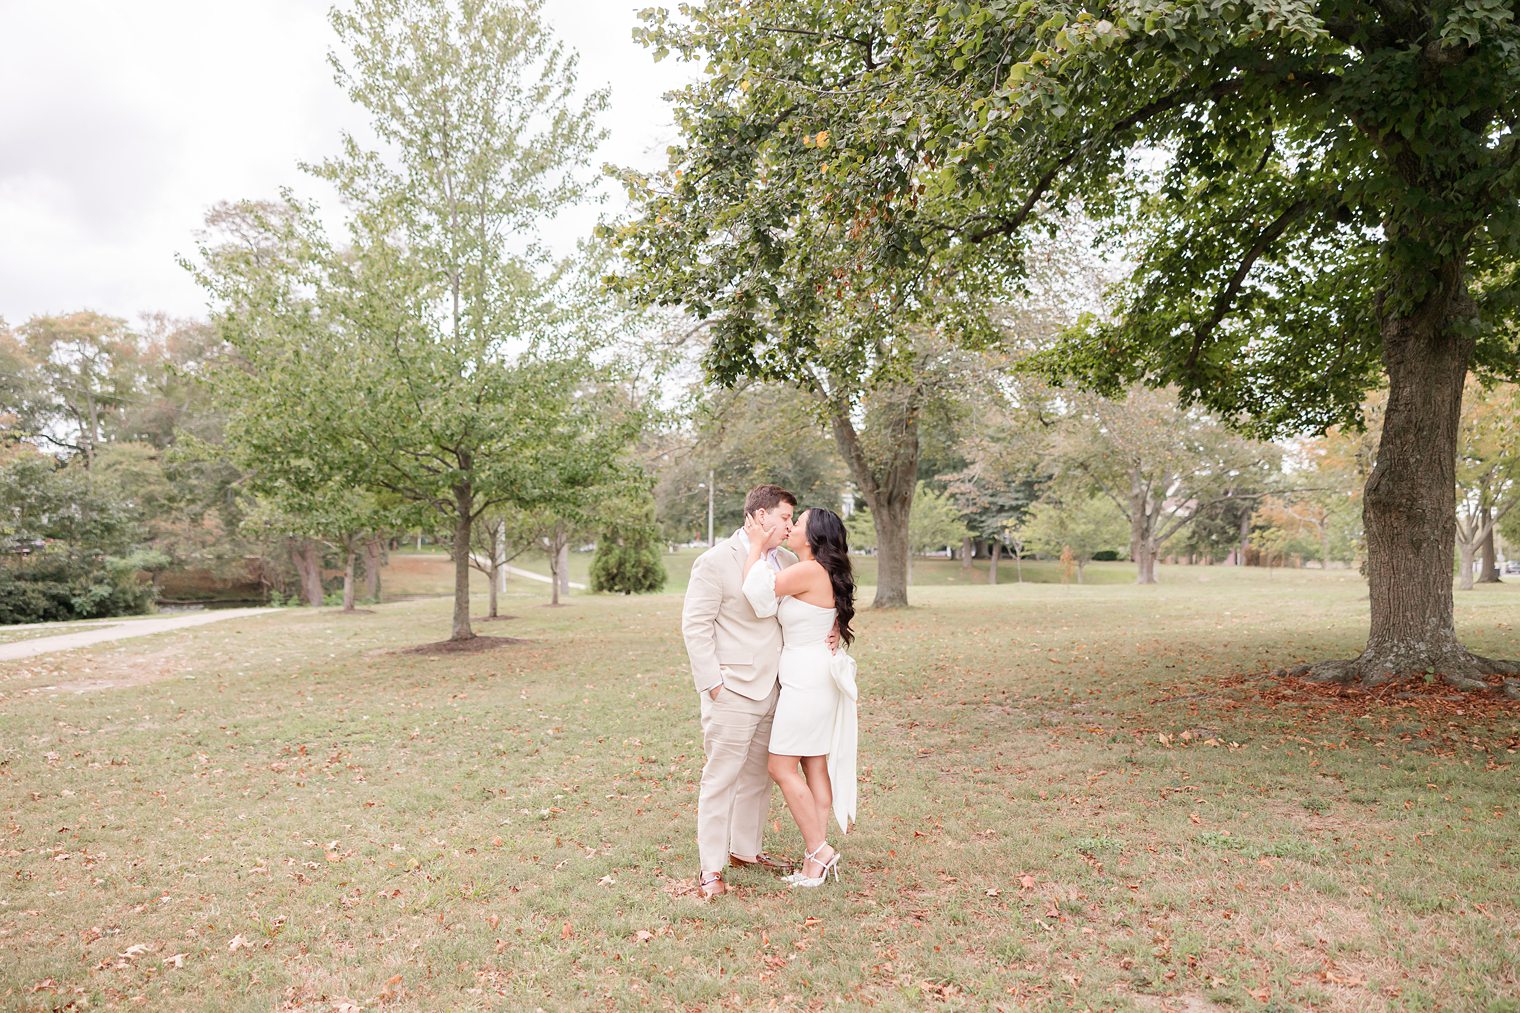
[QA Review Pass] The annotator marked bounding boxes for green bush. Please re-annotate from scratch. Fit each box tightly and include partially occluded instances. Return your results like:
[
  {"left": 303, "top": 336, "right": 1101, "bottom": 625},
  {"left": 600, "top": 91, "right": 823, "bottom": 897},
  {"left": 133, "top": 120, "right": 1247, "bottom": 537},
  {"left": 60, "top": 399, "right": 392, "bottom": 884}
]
[
  {"left": 0, "top": 551, "right": 161, "bottom": 624},
  {"left": 589, "top": 491, "right": 667, "bottom": 595}
]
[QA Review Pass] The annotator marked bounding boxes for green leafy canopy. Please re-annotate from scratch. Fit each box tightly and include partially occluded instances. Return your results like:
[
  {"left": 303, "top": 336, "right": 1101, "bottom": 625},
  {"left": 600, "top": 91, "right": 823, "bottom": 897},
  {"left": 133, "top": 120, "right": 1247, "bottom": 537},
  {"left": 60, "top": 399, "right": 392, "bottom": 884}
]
[{"left": 619, "top": 0, "right": 1520, "bottom": 437}]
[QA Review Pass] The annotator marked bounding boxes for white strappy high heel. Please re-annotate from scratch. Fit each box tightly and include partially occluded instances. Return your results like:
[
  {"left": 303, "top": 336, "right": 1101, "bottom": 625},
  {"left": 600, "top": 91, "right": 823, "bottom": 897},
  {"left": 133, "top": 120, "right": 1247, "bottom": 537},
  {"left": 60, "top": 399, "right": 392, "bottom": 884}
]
[{"left": 787, "top": 842, "right": 841, "bottom": 888}]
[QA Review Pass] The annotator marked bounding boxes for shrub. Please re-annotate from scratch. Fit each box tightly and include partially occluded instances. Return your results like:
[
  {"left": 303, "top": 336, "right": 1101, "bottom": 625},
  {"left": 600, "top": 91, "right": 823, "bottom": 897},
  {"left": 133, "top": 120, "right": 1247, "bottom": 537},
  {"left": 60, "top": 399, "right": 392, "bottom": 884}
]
[{"left": 590, "top": 492, "right": 667, "bottom": 595}]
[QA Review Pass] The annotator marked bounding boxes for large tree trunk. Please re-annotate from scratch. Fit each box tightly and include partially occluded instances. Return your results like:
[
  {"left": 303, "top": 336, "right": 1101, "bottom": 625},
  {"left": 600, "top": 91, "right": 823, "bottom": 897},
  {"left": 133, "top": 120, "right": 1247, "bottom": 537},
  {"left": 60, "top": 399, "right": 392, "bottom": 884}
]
[
  {"left": 825, "top": 395, "right": 918, "bottom": 609},
  {"left": 961, "top": 535, "right": 973, "bottom": 572},
  {"left": 451, "top": 482, "right": 475, "bottom": 641},
  {"left": 1479, "top": 512, "right": 1500, "bottom": 582},
  {"left": 1135, "top": 540, "right": 1158, "bottom": 585},
  {"left": 292, "top": 539, "right": 325, "bottom": 607},
  {"left": 987, "top": 540, "right": 1000, "bottom": 585},
  {"left": 1296, "top": 260, "right": 1519, "bottom": 689},
  {"left": 364, "top": 534, "right": 384, "bottom": 601},
  {"left": 871, "top": 500, "right": 912, "bottom": 608},
  {"left": 341, "top": 542, "right": 357, "bottom": 611},
  {"left": 1236, "top": 510, "right": 1250, "bottom": 566}
]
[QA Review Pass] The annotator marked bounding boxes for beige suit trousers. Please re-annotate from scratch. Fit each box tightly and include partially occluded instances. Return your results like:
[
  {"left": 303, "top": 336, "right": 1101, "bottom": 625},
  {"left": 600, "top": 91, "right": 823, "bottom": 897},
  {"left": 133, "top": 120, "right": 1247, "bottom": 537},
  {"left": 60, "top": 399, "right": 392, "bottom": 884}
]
[{"left": 696, "top": 681, "right": 779, "bottom": 873}]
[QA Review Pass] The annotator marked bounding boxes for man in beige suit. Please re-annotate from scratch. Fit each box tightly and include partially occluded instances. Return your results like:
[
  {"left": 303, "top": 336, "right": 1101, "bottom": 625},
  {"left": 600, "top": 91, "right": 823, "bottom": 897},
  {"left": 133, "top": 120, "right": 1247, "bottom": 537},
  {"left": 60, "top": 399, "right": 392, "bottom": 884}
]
[{"left": 682, "top": 483, "right": 799, "bottom": 899}]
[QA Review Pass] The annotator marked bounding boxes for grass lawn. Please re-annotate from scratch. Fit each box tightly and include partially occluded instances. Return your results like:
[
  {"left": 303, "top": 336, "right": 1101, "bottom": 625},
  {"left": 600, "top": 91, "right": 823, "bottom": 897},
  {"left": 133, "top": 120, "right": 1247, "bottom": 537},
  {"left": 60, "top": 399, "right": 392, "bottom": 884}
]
[{"left": 2, "top": 557, "right": 1517, "bottom": 1011}]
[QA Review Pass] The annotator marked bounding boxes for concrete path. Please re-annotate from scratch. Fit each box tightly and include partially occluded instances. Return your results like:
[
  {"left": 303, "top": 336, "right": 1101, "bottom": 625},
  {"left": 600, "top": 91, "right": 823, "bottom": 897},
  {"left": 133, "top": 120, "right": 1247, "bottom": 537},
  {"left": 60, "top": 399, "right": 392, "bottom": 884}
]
[
  {"left": 504, "top": 563, "right": 587, "bottom": 590},
  {"left": 0, "top": 608, "right": 280, "bottom": 662},
  {"left": 468, "top": 555, "right": 587, "bottom": 590}
]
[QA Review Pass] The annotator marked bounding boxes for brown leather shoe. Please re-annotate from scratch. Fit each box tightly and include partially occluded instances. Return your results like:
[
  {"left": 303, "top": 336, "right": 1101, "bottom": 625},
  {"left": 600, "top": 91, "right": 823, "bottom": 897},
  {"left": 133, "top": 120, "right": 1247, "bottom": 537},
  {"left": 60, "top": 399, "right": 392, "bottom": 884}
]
[
  {"left": 697, "top": 870, "right": 726, "bottom": 900},
  {"left": 730, "top": 852, "right": 795, "bottom": 874}
]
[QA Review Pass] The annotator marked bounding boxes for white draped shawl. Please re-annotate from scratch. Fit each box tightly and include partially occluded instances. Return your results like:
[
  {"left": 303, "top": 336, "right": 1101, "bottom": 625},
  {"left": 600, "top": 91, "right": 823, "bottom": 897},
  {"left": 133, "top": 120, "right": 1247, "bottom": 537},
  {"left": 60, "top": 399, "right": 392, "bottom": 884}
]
[{"left": 827, "top": 649, "right": 858, "bottom": 835}]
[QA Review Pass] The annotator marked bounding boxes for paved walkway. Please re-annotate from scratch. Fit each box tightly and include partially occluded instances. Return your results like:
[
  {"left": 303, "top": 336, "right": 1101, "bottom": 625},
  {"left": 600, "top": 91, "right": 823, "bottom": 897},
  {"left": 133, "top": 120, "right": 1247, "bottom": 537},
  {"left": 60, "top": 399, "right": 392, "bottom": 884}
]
[
  {"left": 0, "top": 608, "right": 280, "bottom": 662},
  {"left": 468, "top": 556, "right": 587, "bottom": 590},
  {"left": 504, "top": 564, "right": 587, "bottom": 590}
]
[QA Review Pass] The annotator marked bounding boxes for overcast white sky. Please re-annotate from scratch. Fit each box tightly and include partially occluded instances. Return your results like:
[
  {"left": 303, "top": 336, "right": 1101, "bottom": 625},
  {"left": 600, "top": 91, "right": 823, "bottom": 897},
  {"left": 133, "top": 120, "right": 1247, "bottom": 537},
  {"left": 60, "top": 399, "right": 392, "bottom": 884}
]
[{"left": 0, "top": 0, "right": 692, "bottom": 327}]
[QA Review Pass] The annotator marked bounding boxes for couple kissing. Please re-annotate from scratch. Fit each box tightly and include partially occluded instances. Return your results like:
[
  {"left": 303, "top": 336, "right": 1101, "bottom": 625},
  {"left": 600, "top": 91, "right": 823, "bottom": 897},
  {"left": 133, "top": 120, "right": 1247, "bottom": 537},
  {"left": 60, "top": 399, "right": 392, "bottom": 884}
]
[{"left": 680, "top": 484, "right": 860, "bottom": 900}]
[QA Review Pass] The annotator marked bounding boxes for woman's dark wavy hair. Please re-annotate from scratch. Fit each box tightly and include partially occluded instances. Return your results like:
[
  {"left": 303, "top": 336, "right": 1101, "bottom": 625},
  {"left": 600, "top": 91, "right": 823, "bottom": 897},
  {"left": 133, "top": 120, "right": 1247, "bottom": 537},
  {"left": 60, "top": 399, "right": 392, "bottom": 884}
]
[{"left": 805, "top": 507, "right": 855, "bottom": 646}]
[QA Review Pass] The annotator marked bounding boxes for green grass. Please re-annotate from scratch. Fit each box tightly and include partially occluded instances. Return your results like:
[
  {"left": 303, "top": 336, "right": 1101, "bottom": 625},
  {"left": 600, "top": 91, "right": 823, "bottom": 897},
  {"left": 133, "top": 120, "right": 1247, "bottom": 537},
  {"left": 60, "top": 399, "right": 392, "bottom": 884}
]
[{"left": 2, "top": 559, "right": 1517, "bottom": 1011}]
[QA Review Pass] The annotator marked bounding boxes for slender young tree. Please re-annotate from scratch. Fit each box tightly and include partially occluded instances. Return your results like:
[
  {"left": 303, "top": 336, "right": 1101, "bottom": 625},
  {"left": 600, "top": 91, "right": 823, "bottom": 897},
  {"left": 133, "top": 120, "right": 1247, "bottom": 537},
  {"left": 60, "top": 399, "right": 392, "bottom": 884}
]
[
  {"left": 1043, "top": 388, "right": 1281, "bottom": 583},
  {"left": 193, "top": 1, "right": 635, "bottom": 641},
  {"left": 313, "top": 0, "right": 612, "bottom": 640}
]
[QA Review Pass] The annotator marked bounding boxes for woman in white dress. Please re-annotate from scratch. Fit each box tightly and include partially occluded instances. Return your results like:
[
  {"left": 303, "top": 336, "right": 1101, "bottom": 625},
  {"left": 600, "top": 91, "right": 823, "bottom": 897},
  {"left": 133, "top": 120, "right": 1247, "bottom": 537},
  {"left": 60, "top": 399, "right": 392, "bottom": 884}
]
[{"left": 741, "top": 506, "right": 856, "bottom": 888}]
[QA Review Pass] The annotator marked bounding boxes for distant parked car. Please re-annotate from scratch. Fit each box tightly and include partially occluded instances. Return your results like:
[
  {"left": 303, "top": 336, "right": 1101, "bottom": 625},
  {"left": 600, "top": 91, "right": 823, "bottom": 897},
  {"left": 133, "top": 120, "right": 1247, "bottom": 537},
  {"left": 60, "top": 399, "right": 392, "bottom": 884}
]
[{"left": 1504, "top": 560, "right": 1520, "bottom": 575}]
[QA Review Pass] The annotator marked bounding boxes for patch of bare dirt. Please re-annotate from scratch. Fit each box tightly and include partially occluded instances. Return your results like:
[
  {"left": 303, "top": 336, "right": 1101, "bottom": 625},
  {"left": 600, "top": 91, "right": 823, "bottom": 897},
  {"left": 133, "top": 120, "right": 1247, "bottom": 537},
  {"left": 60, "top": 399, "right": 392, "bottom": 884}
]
[
  {"left": 476, "top": 615, "right": 518, "bottom": 622},
  {"left": 323, "top": 608, "right": 376, "bottom": 615},
  {"left": 398, "top": 635, "right": 528, "bottom": 656}
]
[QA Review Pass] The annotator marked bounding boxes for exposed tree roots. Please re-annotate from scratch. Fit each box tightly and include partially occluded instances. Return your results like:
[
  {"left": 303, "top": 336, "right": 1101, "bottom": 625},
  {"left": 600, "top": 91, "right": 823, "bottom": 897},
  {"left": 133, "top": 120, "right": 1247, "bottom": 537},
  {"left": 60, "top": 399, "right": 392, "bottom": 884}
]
[{"left": 1284, "top": 650, "right": 1520, "bottom": 697}]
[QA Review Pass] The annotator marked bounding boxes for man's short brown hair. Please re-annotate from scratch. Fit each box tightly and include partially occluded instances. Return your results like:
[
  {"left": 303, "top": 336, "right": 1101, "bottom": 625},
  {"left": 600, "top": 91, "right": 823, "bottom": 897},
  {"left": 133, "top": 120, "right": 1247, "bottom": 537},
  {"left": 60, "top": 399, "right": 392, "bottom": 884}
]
[{"left": 745, "top": 484, "right": 797, "bottom": 516}]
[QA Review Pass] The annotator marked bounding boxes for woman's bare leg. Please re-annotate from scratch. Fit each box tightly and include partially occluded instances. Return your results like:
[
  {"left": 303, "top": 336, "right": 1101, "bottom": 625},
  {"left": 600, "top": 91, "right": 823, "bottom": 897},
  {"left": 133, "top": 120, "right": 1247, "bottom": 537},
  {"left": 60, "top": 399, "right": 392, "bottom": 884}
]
[
  {"left": 768, "top": 753, "right": 831, "bottom": 871},
  {"left": 801, "top": 754, "right": 833, "bottom": 842}
]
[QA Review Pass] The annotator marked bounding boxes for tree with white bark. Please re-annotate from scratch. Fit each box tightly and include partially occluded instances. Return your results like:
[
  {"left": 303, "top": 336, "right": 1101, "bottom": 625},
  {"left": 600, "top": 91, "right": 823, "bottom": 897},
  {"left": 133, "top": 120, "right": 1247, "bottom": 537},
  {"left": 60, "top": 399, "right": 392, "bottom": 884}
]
[
  {"left": 1050, "top": 388, "right": 1282, "bottom": 584},
  {"left": 1455, "top": 381, "right": 1520, "bottom": 590}
]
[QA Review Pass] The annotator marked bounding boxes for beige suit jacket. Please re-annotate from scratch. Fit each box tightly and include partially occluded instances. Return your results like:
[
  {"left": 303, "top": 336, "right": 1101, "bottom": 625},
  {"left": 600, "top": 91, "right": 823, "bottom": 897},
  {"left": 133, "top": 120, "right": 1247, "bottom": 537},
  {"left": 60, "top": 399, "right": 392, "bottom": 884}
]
[{"left": 682, "top": 531, "right": 797, "bottom": 700}]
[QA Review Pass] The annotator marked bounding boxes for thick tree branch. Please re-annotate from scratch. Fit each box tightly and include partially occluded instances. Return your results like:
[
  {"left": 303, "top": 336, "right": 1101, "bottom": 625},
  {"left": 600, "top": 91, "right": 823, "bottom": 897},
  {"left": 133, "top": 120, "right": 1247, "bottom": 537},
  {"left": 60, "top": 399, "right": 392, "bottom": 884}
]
[
  {"left": 1184, "top": 198, "right": 1313, "bottom": 371},
  {"left": 961, "top": 78, "right": 1248, "bottom": 244},
  {"left": 756, "top": 23, "right": 879, "bottom": 69}
]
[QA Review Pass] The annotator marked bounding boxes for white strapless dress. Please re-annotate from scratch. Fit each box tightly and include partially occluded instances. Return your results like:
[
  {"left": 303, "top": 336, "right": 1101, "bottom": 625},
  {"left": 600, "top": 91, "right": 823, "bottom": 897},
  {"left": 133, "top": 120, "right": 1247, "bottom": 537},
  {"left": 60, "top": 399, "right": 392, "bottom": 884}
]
[
  {"left": 768, "top": 595, "right": 839, "bottom": 755},
  {"left": 742, "top": 566, "right": 859, "bottom": 834}
]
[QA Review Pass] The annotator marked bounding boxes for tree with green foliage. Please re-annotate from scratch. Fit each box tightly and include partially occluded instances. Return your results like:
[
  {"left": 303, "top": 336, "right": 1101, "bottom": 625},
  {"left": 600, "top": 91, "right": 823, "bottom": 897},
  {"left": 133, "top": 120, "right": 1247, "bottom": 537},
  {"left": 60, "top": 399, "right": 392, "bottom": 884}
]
[
  {"left": 1017, "top": 491, "right": 1129, "bottom": 583},
  {"left": 1046, "top": 388, "right": 1280, "bottom": 583},
  {"left": 10, "top": 312, "right": 147, "bottom": 468},
  {"left": 652, "top": 382, "right": 848, "bottom": 544},
  {"left": 192, "top": 0, "right": 631, "bottom": 641},
  {"left": 609, "top": 9, "right": 1014, "bottom": 608},
  {"left": 626, "top": 2, "right": 1520, "bottom": 685},
  {"left": 590, "top": 486, "right": 667, "bottom": 595},
  {"left": 0, "top": 449, "right": 166, "bottom": 622},
  {"left": 905, "top": 482, "right": 972, "bottom": 556}
]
